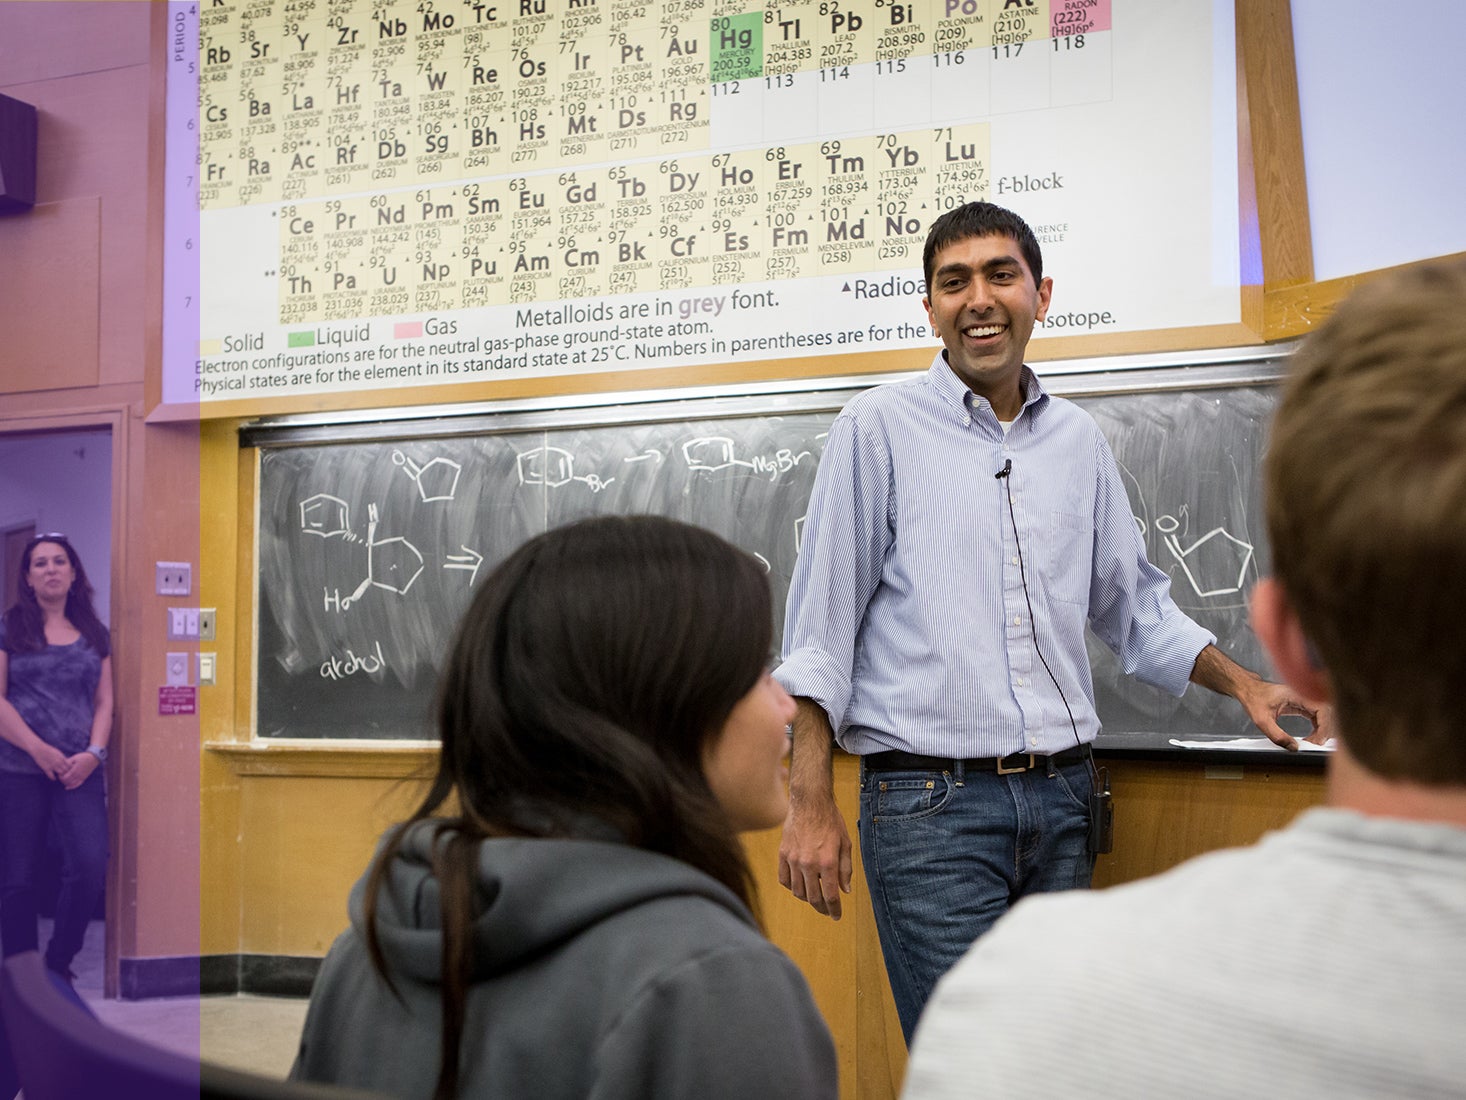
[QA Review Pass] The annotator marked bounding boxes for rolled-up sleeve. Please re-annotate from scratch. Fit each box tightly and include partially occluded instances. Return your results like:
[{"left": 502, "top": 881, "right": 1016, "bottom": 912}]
[
  {"left": 1086, "top": 433, "right": 1214, "bottom": 697},
  {"left": 775, "top": 410, "right": 893, "bottom": 732}
]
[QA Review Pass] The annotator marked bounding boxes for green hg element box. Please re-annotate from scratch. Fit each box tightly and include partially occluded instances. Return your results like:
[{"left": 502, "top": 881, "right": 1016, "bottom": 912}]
[{"left": 709, "top": 14, "right": 763, "bottom": 82}]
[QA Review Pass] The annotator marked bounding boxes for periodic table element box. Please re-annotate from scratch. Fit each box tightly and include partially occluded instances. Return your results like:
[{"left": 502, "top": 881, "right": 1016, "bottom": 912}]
[{"left": 0, "top": 92, "right": 37, "bottom": 212}]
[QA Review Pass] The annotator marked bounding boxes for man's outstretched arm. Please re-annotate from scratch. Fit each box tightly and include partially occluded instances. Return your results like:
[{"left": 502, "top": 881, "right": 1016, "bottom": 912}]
[
  {"left": 1189, "top": 644, "right": 1331, "bottom": 750},
  {"left": 777, "top": 697, "right": 854, "bottom": 920}
]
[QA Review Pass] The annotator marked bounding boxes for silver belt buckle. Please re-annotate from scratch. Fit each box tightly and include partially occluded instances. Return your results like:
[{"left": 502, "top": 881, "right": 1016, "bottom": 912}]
[{"left": 996, "top": 753, "right": 1034, "bottom": 775}]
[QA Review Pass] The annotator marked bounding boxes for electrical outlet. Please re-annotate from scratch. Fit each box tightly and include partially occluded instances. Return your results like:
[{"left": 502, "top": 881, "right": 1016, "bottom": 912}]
[
  {"left": 198, "top": 608, "right": 216, "bottom": 641},
  {"left": 156, "top": 561, "right": 191, "bottom": 596},
  {"left": 197, "top": 653, "right": 216, "bottom": 686}
]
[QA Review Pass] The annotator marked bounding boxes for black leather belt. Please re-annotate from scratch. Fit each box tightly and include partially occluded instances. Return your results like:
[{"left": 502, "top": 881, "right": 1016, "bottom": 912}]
[{"left": 863, "top": 745, "right": 1089, "bottom": 775}]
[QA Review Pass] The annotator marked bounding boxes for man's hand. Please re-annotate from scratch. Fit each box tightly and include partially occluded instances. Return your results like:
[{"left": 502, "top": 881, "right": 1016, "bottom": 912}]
[
  {"left": 777, "top": 792, "right": 853, "bottom": 920},
  {"left": 777, "top": 696, "right": 854, "bottom": 919},
  {"left": 1233, "top": 678, "right": 1323, "bottom": 751},
  {"left": 1304, "top": 704, "right": 1336, "bottom": 746},
  {"left": 1191, "top": 644, "right": 1329, "bottom": 752}
]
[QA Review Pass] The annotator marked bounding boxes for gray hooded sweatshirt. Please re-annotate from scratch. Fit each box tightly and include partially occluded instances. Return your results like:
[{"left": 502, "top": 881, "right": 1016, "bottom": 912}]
[{"left": 291, "top": 825, "right": 837, "bottom": 1099}]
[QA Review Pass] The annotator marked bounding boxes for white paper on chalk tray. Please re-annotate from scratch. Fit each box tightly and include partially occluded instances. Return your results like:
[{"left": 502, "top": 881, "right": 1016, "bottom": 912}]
[{"left": 1168, "top": 737, "right": 1337, "bottom": 752}]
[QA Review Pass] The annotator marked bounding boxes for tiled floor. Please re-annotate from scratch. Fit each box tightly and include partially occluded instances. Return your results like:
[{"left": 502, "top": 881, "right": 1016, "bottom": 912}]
[{"left": 58, "top": 919, "right": 310, "bottom": 1079}]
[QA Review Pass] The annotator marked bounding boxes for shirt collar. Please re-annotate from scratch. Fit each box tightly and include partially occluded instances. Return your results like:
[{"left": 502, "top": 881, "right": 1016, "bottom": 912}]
[{"left": 926, "top": 352, "right": 1051, "bottom": 425}]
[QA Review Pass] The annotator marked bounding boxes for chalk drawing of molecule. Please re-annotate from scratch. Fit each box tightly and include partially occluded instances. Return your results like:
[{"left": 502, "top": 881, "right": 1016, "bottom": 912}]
[
  {"left": 683, "top": 437, "right": 811, "bottom": 481},
  {"left": 300, "top": 494, "right": 352, "bottom": 539},
  {"left": 517, "top": 445, "right": 615, "bottom": 493},
  {"left": 683, "top": 437, "right": 756, "bottom": 473},
  {"left": 1156, "top": 509, "right": 1254, "bottom": 598},
  {"left": 393, "top": 450, "right": 461, "bottom": 503},
  {"left": 322, "top": 504, "right": 425, "bottom": 612}
]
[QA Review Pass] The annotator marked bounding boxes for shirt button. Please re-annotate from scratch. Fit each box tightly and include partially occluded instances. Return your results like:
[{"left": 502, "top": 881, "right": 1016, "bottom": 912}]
[
  {"left": 1029, "top": 737, "right": 1038, "bottom": 747},
  {"left": 1015, "top": 677, "right": 1024, "bottom": 687},
  {"left": 1011, "top": 556, "right": 1019, "bottom": 565},
  {"left": 1013, "top": 616, "right": 1022, "bottom": 626}
]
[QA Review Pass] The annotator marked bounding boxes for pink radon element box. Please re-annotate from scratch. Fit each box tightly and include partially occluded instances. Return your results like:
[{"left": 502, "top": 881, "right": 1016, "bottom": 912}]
[{"left": 1051, "top": 0, "right": 1112, "bottom": 37}]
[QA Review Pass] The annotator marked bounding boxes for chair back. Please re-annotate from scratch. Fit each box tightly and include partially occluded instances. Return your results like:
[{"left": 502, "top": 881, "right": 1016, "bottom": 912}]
[{"left": 0, "top": 951, "right": 387, "bottom": 1100}]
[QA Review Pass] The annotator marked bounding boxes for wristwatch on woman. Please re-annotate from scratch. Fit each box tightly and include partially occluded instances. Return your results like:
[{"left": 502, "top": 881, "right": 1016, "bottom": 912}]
[{"left": 86, "top": 744, "right": 108, "bottom": 764}]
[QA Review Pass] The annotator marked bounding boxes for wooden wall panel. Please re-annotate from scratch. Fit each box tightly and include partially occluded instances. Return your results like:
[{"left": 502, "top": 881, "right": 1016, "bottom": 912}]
[
  {"left": 1, "top": 56, "right": 154, "bottom": 396},
  {"left": 0, "top": 196, "right": 101, "bottom": 391},
  {"left": 237, "top": 775, "right": 422, "bottom": 955},
  {"left": 1093, "top": 758, "right": 1326, "bottom": 889},
  {"left": 0, "top": 0, "right": 152, "bottom": 85}
]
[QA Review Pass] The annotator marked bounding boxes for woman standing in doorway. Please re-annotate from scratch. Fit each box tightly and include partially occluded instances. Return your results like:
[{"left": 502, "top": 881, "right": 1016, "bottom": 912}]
[{"left": 0, "top": 534, "right": 112, "bottom": 982}]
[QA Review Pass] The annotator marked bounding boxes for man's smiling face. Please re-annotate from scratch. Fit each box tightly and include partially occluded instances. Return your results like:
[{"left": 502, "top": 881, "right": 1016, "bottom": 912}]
[{"left": 922, "top": 233, "right": 1053, "bottom": 409}]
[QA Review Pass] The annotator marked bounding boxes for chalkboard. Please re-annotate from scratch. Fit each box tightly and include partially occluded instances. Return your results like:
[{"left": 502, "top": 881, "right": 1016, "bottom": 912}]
[{"left": 252, "top": 371, "right": 1281, "bottom": 746}]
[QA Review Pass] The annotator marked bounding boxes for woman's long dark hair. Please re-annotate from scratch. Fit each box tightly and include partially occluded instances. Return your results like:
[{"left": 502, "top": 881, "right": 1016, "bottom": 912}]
[
  {"left": 3, "top": 535, "right": 109, "bottom": 654},
  {"left": 363, "top": 516, "right": 774, "bottom": 1100}
]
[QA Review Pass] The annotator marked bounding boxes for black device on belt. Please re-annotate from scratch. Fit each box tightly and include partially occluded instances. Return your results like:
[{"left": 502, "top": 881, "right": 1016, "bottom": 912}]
[{"left": 863, "top": 745, "right": 1090, "bottom": 775}]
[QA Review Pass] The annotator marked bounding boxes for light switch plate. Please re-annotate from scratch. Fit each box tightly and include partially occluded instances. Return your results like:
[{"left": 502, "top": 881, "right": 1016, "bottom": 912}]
[
  {"left": 166, "top": 608, "right": 193, "bottom": 640},
  {"left": 197, "top": 652, "right": 216, "bottom": 686}
]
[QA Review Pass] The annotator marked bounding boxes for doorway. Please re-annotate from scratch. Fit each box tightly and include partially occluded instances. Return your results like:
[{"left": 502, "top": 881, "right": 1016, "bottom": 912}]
[
  {"left": 0, "top": 427, "right": 114, "bottom": 982},
  {"left": 2, "top": 522, "right": 36, "bottom": 609}
]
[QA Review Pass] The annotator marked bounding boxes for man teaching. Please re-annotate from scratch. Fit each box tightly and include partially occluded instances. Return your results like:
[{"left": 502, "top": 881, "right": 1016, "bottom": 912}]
[{"left": 773, "top": 201, "right": 1324, "bottom": 1040}]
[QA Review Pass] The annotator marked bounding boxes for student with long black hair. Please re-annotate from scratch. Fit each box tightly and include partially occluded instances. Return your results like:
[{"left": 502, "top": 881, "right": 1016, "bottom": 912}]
[
  {"left": 292, "top": 515, "right": 837, "bottom": 1100},
  {"left": 0, "top": 534, "right": 112, "bottom": 982}
]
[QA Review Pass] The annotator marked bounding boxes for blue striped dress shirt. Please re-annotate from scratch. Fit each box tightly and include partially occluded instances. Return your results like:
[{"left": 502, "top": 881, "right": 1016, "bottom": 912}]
[{"left": 776, "top": 353, "right": 1214, "bottom": 758}]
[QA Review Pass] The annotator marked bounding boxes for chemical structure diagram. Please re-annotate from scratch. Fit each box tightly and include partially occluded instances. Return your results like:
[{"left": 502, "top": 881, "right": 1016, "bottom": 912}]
[
  {"left": 516, "top": 445, "right": 616, "bottom": 493},
  {"left": 1115, "top": 462, "right": 1255, "bottom": 603},
  {"left": 393, "top": 449, "right": 461, "bottom": 502},
  {"left": 300, "top": 497, "right": 426, "bottom": 613},
  {"left": 681, "top": 436, "right": 811, "bottom": 482},
  {"left": 1155, "top": 505, "right": 1255, "bottom": 599},
  {"left": 299, "top": 442, "right": 480, "bottom": 613}
]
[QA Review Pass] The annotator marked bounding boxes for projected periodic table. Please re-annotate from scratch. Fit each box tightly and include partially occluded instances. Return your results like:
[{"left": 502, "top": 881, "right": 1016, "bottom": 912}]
[{"left": 172, "top": 1, "right": 1243, "bottom": 406}]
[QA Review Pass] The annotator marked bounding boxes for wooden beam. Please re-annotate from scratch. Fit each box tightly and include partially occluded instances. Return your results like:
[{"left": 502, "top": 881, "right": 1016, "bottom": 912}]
[
  {"left": 1264, "top": 249, "right": 1466, "bottom": 340},
  {"left": 1237, "top": 0, "right": 1313, "bottom": 291}
]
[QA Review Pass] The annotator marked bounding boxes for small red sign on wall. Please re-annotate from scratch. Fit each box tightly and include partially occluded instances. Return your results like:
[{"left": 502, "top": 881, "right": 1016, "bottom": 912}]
[{"left": 158, "top": 686, "right": 197, "bottom": 715}]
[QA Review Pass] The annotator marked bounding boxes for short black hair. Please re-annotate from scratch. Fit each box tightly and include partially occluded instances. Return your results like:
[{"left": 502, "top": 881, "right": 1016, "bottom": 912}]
[{"left": 923, "top": 202, "right": 1043, "bottom": 291}]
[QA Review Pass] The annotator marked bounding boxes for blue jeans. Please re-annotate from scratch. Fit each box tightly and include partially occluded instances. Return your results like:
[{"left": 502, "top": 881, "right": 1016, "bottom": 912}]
[
  {"left": 859, "top": 757, "right": 1095, "bottom": 1042},
  {"left": 0, "top": 769, "right": 108, "bottom": 974}
]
